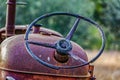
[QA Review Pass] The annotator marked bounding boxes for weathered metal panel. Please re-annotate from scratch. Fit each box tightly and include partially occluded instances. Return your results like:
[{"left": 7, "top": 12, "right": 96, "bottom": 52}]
[
  {"left": 0, "top": 34, "right": 88, "bottom": 76},
  {"left": 0, "top": 70, "right": 90, "bottom": 80}
]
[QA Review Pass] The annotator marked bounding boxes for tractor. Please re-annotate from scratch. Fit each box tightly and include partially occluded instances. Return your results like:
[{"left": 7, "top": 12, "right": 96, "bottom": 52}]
[{"left": 0, "top": 0, "right": 105, "bottom": 80}]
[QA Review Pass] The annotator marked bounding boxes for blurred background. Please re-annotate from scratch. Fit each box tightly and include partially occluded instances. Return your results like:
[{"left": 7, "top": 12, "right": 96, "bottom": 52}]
[{"left": 0, "top": 0, "right": 120, "bottom": 80}]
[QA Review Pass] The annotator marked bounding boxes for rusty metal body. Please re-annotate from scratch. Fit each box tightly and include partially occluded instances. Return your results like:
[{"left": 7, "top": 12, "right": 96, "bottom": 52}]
[
  {"left": 0, "top": 25, "right": 62, "bottom": 42},
  {"left": 0, "top": 70, "right": 90, "bottom": 80},
  {"left": 0, "top": 33, "right": 94, "bottom": 80}
]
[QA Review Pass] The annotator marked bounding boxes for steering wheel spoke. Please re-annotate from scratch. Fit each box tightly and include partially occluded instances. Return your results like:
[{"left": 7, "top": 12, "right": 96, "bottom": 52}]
[
  {"left": 27, "top": 40, "right": 56, "bottom": 49},
  {"left": 69, "top": 52, "right": 87, "bottom": 64},
  {"left": 66, "top": 18, "right": 80, "bottom": 40}
]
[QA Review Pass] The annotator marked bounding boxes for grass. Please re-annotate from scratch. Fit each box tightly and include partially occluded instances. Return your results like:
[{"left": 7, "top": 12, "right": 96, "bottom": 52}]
[{"left": 87, "top": 50, "right": 120, "bottom": 80}]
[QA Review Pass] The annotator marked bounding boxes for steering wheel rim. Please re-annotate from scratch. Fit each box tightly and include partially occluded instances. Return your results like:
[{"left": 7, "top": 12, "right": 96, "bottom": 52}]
[{"left": 24, "top": 12, "right": 105, "bottom": 70}]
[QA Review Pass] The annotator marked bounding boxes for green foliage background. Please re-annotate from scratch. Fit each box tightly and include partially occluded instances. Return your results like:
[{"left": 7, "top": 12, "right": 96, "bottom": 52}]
[{"left": 0, "top": 0, "right": 120, "bottom": 50}]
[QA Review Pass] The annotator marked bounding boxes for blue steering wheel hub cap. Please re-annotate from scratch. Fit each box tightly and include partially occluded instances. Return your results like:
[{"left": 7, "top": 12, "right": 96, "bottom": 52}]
[{"left": 55, "top": 39, "right": 72, "bottom": 54}]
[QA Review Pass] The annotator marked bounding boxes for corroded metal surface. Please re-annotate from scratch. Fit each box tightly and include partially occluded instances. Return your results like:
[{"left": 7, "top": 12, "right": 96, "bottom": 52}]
[
  {"left": 0, "top": 25, "right": 62, "bottom": 42},
  {"left": 0, "top": 34, "right": 89, "bottom": 78},
  {"left": 5, "top": 0, "right": 16, "bottom": 36},
  {"left": 0, "top": 70, "right": 90, "bottom": 80},
  {"left": 89, "top": 65, "right": 96, "bottom": 80}
]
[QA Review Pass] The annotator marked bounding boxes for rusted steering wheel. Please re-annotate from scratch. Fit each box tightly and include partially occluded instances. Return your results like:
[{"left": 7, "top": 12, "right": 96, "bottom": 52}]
[{"left": 24, "top": 12, "right": 105, "bottom": 70}]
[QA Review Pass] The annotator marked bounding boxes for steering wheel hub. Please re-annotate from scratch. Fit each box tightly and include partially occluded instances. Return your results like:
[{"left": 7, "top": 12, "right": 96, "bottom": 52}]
[{"left": 56, "top": 39, "right": 72, "bottom": 54}]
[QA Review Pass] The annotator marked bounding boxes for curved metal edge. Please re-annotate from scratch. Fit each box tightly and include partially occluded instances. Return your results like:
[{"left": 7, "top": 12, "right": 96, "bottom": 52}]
[{"left": 0, "top": 67, "right": 90, "bottom": 78}]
